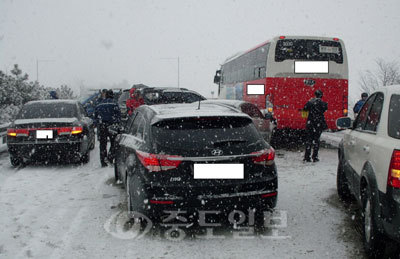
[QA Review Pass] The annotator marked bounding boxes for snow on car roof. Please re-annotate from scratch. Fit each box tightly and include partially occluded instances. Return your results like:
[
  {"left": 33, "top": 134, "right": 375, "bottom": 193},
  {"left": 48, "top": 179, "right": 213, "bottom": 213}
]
[
  {"left": 25, "top": 100, "right": 78, "bottom": 105},
  {"left": 201, "top": 99, "right": 246, "bottom": 109},
  {"left": 14, "top": 117, "right": 78, "bottom": 125},
  {"left": 147, "top": 103, "right": 250, "bottom": 124}
]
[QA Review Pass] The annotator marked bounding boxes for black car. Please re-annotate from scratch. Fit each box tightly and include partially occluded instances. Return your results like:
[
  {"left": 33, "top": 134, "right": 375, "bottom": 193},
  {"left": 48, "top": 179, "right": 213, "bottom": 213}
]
[
  {"left": 140, "top": 87, "right": 206, "bottom": 105},
  {"left": 7, "top": 100, "right": 95, "bottom": 166},
  {"left": 114, "top": 103, "right": 277, "bottom": 225}
]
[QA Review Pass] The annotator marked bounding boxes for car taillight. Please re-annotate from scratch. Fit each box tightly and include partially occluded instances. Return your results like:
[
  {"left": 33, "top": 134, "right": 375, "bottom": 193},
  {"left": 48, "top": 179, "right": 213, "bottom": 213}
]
[
  {"left": 388, "top": 150, "right": 400, "bottom": 188},
  {"left": 7, "top": 128, "right": 29, "bottom": 137},
  {"left": 135, "top": 150, "right": 182, "bottom": 172},
  {"left": 57, "top": 126, "right": 83, "bottom": 135},
  {"left": 71, "top": 126, "right": 83, "bottom": 135},
  {"left": 7, "top": 129, "right": 16, "bottom": 137},
  {"left": 251, "top": 147, "right": 275, "bottom": 166}
]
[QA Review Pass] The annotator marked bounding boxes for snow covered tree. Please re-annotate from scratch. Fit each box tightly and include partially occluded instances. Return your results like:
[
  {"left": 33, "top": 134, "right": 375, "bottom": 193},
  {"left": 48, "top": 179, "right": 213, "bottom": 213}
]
[
  {"left": 0, "top": 64, "right": 76, "bottom": 123},
  {"left": 57, "top": 84, "right": 76, "bottom": 99}
]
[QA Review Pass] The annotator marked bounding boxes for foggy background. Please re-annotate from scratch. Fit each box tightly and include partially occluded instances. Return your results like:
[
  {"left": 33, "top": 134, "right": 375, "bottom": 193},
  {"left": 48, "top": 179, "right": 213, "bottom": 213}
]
[{"left": 1, "top": 0, "right": 399, "bottom": 101}]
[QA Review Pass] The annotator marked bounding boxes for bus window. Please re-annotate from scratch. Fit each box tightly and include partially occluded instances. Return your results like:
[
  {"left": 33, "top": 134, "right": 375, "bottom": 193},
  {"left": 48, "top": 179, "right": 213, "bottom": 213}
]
[{"left": 275, "top": 39, "right": 343, "bottom": 63}]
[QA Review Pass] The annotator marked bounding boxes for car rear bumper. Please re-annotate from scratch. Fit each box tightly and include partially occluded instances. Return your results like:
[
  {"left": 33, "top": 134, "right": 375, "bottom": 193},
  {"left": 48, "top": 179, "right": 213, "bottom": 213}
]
[
  {"left": 379, "top": 189, "right": 400, "bottom": 243},
  {"left": 141, "top": 179, "right": 278, "bottom": 217},
  {"left": 8, "top": 141, "right": 83, "bottom": 160}
]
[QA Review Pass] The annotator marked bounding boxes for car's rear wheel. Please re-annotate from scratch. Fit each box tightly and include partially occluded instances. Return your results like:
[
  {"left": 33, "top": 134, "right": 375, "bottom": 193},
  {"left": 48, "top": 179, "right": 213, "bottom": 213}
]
[
  {"left": 337, "top": 156, "right": 353, "bottom": 202},
  {"left": 127, "top": 174, "right": 146, "bottom": 214},
  {"left": 126, "top": 173, "right": 149, "bottom": 229},
  {"left": 80, "top": 151, "right": 90, "bottom": 164},
  {"left": 362, "top": 185, "right": 386, "bottom": 258},
  {"left": 10, "top": 155, "right": 22, "bottom": 167},
  {"left": 89, "top": 131, "right": 95, "bottom": 150},
  {"left": 253, "top": 209, "right": 267, "bottom": 231},
  {"left": 114, "top": 161, "right": 119, "bottom": 182}
]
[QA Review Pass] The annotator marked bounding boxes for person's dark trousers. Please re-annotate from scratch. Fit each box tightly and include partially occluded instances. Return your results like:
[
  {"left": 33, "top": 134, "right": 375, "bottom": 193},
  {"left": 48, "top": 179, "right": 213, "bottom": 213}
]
[
  {"left": 98, "top": 124, "right": 109, "bottom": 165},
  {"left": 98, "top": 123, "right": 117, "bottom": 166},
  {"left": 304, "top": 129, "right": 322, "bottom": 161}
]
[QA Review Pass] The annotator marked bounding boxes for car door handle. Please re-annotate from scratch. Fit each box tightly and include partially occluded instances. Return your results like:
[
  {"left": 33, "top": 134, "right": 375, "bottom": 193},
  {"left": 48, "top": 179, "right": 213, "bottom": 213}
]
[{"left": 363, "top": 145, "right": 370, "bottom": 153}]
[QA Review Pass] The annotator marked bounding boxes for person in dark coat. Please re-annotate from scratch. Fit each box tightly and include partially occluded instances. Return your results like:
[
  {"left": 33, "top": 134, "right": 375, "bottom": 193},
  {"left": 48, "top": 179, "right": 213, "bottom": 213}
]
[
  {"left": 353, "top": 92, "right": 368, "bottom": 116},
  {"left": 94, "top": 90, "right": 121, "bottom": 167},
  {"left": 49, "top": 90, "right": 59, "bottom": 99},
  {"left": 303, "top": 90, "right": 328, "bottom": 162}
]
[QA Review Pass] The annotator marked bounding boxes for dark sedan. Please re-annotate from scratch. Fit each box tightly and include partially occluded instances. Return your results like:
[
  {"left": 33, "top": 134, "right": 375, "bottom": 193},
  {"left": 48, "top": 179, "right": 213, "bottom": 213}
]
[
  {"left": 7, "top": 100, "right": 95, "bottom": 166},
  {"left": 114, "top": 103, "right": 277, "bottom": 227}
]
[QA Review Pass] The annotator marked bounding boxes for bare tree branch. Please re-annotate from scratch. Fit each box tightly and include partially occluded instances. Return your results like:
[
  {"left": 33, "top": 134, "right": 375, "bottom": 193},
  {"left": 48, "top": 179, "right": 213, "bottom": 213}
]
[{"left": 358, "top": 58, "right": 400, "bottom": 94}]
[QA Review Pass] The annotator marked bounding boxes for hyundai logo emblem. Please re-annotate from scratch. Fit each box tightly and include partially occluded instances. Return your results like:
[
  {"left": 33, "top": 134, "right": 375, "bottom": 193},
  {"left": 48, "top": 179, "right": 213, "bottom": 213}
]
[{"left": 211, "top": 149, "right": 223, "bottom": 156}]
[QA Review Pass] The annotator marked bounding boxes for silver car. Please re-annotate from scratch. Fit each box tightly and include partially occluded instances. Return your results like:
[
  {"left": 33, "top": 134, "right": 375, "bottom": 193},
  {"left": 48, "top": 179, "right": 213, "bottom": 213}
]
[{"left": 202, "top": 99, "right": 276, "bottom": 143}]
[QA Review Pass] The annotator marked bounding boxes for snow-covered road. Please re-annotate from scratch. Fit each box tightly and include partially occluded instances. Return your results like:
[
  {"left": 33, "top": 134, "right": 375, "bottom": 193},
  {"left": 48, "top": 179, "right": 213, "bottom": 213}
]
[{"left": 0, "top": 144, "right": 365, "bottom": 258}]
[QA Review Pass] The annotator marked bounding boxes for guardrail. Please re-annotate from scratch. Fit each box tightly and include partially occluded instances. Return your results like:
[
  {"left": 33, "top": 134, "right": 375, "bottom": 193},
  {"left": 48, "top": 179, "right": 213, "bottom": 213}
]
[{"left": 0, "top": 123, "right": 10, "bottom": 153}]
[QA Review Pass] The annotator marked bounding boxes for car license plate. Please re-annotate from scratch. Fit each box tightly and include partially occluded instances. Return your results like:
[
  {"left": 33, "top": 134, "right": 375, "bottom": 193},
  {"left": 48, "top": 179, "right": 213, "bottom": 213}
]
[
  {"left": 194, "top": 164, "right": 244, "bottom": 179},
  {"left": 36, "top": 130, "right": 53, "bottom": 139}
]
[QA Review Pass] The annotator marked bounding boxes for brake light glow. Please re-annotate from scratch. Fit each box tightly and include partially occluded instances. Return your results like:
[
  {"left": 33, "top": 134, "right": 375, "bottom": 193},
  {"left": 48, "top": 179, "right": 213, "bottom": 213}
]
[
  {"left": 388, "top": 150, "right": 400, "bottom": 188},
  {"left": 7, "top": 128, "right": 29, "bottom": 137},
  {"left": 149, "top": 200, "right": 174, "bottom": 205},
  {"left": 71, "top": 126, "right": 83, "bottom": 135},
  {"left": 333, "top": 38, "right": 339, "bottom": 41},
  {"left": 7, "top": 129, "right": 16, "bottom": 137},
  {"left": 279, "top": 36, "right": 286, "bottom": 39},
  {"left": 251, "top": 147, "right": 275, "bottom": 166},
  {"left": 261, "top": 192, "right": 277, "bottom": 198},
  {"left": 57, "top": 126, "right": 83, "bottom": 135},
  {"left": 136, "top": 150, "right": 182, "bottom": 172}
]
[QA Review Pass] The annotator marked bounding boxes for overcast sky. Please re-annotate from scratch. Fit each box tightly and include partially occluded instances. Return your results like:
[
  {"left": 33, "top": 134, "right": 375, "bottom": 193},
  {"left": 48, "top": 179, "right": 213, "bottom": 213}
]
[{"left": 1, "top": 0, "right": 399, "bottom": 99}]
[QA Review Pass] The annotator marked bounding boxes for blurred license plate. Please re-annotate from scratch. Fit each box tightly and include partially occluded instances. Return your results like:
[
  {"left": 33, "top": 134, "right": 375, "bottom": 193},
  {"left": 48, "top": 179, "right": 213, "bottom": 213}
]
[
  {"left": 194, "top": 164, "right": 244, "bottom": 179},
  {"left": 36, "top": 130, "right": 53, "bottom": 139}
]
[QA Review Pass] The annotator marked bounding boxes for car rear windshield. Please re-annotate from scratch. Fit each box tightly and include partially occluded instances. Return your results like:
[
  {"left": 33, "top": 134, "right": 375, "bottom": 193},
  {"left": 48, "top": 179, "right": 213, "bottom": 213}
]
[
  {"left": 144, "top": 91, "right": 205, "bottom": 104},
  {"left": 388, "top": 94, "right": 400, "bottom": 139},
  {"left": 275, "top": 39, "right": 343, "bottom": 63},
  {"left": 152, "top": 116, "right": 265, "bottom": 153},
  {"left": 17, "top": 103, "right": 78, "bottom": 119}
]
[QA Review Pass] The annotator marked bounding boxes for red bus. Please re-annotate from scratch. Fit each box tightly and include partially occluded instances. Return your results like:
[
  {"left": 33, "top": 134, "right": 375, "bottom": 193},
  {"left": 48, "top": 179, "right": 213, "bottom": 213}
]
[{"left": 214, "top": 35, "right": 348, "bottom": 135}]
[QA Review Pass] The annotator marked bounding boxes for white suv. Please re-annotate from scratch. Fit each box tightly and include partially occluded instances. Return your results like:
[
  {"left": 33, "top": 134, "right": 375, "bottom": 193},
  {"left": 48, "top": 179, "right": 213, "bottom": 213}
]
[{"left": 336, "top": 85, "right": 400, "bottom": 257}]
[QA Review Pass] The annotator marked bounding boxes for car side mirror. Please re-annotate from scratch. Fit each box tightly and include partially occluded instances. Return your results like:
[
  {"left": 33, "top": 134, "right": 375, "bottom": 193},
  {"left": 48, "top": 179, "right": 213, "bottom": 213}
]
[
  {"left": 336, "top": 117, "right": 352, "bottom": 129},
  {"left": 214, "top": 70, "right": 221, "bottom": 84}
]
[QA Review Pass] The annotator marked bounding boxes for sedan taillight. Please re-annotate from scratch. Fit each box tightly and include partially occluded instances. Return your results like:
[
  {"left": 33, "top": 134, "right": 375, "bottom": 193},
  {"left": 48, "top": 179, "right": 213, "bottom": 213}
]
[
  {"left": 57, "top": 126, "right": 83, "bottom": 135},
  {"left": 251, "top": 147, "right": 275, "bottom": 166},
  {"left": 135, "top": 150, "right": 182, "bottom": 172},
  {"left": 7, "top": 128, "right": 29, "bottom": 137},
  {"left": 388, "top": 150, "right": 400, "bottom": 188}
]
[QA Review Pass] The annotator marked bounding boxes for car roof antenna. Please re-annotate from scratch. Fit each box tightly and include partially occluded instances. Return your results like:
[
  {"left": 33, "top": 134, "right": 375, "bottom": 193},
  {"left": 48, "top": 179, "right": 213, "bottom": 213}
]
[{"left": 197, "top": 96, "right": 201, "bottom": 110}]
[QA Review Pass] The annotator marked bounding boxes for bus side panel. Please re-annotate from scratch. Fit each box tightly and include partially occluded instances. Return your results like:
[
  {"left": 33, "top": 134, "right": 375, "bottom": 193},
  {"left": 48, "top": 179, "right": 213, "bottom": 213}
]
[
  {"left": 269, "top": 77, "right": 348, "bottom": 130},
  {"left": 242, "top": 79, "right": 268, "bottom": 110}
]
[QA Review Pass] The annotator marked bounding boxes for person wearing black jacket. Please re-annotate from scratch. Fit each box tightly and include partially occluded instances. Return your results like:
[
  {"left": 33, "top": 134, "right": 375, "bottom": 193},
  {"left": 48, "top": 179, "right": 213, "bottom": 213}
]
[
  {"left": 303, "top": 90, "right": 328, "bottom": 162},
  {"left": 95, "top": 90, "right": 121, "bottom": 167}
]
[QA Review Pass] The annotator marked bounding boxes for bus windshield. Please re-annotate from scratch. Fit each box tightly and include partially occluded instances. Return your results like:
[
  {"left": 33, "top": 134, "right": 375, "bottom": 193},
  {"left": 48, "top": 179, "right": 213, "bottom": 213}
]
[{"left": 275, "top": 39, "right": 343, "bottom": 63}]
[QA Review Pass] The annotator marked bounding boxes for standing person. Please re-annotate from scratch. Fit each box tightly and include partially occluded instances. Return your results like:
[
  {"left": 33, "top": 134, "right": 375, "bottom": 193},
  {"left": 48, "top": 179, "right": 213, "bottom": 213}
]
[
  {"left": 126, "top": 88, "right": 136, "bottom": 116},
  {"left": 97, "top": 89, "right": 108, "bottom": 103},
  {"left": 49, "top": 90, "right": 59, "bottom": 99},
  {"left": 126, "top": 88, "right": 145, "bottom": 116},
  {"left": 353, "top": 92, "right": 368, "bottom": 116},
  {"left": 303, "top": 90, "right": 328, "bottom": 162},
  {"left": 95, "top": 90, "right": 121, "bottom": 167}
]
